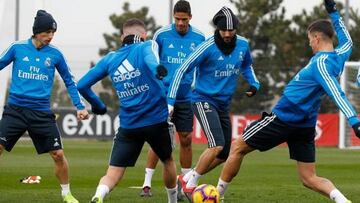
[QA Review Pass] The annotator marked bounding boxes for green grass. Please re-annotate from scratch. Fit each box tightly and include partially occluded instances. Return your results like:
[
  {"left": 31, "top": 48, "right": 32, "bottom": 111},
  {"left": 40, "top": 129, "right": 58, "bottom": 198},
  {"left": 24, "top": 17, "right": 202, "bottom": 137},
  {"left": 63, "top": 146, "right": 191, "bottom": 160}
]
[{"left": 1, "top": 140, "right": 359, "bottom": 202}]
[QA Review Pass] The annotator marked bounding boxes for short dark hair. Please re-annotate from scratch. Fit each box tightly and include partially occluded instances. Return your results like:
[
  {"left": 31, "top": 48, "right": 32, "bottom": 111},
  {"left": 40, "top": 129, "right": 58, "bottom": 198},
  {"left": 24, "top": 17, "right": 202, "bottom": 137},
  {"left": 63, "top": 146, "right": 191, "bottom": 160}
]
[
  {"left": 307, "top": 19, "right": 334, "bottom": 39},
  {"left": 122, "top": 18, "right": 145, "bottom": 31},
  {"left": 173, "top": 0, "right": 191, "bottom": 15}
]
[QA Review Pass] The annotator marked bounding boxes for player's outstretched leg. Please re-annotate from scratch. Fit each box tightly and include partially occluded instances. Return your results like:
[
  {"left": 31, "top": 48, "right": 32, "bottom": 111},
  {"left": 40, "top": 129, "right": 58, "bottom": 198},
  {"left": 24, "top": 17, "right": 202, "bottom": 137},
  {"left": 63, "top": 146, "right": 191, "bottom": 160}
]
[
  {"left": 90, "top": 166, "right": 126, "bottom": 203},
  {"left": 296, "top": 162, "right": 351, "bottom": 203},
  {"left": 50, "top": 149, "right": 79, "bottom": 203},
  {"left": 216, "top": 138, "right": 254, "bottom": 200}
]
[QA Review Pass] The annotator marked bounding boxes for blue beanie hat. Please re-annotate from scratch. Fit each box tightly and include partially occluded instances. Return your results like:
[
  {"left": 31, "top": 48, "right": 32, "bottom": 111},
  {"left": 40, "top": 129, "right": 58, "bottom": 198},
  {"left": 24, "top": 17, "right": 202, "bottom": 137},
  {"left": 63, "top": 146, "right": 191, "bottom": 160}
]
[
  {"left": 32, "top": 10, "right": 57, "bottom": 35},
  {"left": 212, "top": 7, "right": 239, "bottom": 30}
]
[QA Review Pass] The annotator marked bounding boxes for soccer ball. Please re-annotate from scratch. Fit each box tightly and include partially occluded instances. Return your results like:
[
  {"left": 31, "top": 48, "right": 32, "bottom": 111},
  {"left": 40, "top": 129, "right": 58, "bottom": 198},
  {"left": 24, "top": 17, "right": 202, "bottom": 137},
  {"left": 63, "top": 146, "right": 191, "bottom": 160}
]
[{"left": 192, "top": 184, "right": 220, "bottom": 203}]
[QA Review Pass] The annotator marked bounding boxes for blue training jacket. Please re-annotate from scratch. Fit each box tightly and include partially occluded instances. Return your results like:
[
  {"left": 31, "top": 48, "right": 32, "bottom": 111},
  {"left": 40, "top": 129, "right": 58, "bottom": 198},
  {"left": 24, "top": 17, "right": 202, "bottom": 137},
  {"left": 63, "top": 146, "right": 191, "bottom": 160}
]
[
  {"left": 167, "top": 35, "right": 260, "bottom": 110},
  {"left": 0, "top": 38, "right": 85, "bottom": 111},
  {"left": 153, "top": 24, "right": 205, "bottom": 102},
  {"left": 77, "top": 40, "right": 168, "bottom": 129},
  {"left": 273, "top": 12, "right": 359, "bottom": 127}
]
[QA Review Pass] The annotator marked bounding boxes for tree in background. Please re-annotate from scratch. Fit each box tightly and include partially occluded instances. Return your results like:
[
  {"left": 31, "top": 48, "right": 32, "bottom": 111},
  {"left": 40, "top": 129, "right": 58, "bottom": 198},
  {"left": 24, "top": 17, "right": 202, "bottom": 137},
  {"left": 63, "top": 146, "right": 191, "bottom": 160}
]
[
  {"left": 229, "top": 0, "right": 288, "bottom": 113},
  {"left": 51, "top": 75, "right": 74, "bottom": 109}
]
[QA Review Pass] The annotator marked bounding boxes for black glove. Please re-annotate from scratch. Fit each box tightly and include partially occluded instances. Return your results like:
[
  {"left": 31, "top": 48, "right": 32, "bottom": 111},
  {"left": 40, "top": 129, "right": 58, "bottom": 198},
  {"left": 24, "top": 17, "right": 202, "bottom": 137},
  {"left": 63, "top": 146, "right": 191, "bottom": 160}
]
[
  {"left": 324, "top": 0, "right": 337, "bottom": 14},
  {"left": 92, "top": 106, "right": 107, "bottom": 115},
  {"left": 352, "top": 122, "right": 360, "bottom": 139},
  {"left": 156, "top": 65, "right": 168, "bottom": 80},
  {"left": 245, "top": 86, "right": 257, "bottom": 97}
]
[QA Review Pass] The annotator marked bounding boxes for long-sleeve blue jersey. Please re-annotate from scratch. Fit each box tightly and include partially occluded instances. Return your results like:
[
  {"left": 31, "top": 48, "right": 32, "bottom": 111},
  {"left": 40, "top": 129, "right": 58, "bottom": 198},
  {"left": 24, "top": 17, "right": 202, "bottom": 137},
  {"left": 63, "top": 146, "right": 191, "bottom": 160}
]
[
  {"left": 0, "top": 38, "right": 85, "bottom": 111},
  {"left": 154, "top": 24, "right": 205, "bottom": 102},
  {"left": 77, "top": 40, "right": 168, "bottom": 129},
  {"left": 167, "top": 35, "right": 260, "bottom": 110},
  {"left": 273, "top": 12, "right": 359, "bottom": 127}
]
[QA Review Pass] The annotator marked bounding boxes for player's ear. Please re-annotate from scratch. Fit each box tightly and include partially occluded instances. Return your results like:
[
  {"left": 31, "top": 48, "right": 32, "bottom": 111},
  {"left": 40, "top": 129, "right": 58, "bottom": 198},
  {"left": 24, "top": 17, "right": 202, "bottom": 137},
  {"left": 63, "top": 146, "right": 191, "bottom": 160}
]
[{"left": 141, "top": 32, "right": 147, "bottom": 40}]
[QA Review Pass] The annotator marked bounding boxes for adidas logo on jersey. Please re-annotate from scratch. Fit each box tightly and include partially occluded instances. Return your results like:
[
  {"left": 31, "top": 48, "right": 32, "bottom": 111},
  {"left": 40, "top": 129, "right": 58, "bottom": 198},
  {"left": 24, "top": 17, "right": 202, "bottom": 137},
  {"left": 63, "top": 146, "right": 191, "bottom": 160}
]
[
  {"left": 22, "top": 56, "right": 29, "bottom": 61},
  {"left": 168, "top": 44, "right": 175, "bottom": 48},
  {"left": 113, "top": 59, "right": 141, "bottom": 83},
  {"left": 218, "top": 55, "right": 224, "bottom": 61}
]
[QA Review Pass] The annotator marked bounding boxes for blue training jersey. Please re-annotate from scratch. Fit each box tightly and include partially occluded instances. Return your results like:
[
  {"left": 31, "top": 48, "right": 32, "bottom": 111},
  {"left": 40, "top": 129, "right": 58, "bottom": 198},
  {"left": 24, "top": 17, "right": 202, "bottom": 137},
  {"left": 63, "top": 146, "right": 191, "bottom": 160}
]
[
  {"left": 0, "top": 38, "right": 85, "bottom": 111},
  {"left": 77, "top": 40, "right": 168, "bottom": 129},
  {"left": 167, "top": 35, "right": 260, "bottom": 110},
  {"left": 153, "top": 24, "right": 205, "bottom": 102},
  {"left": 273, "top": 12, "right": 359, "bottom": 127}
]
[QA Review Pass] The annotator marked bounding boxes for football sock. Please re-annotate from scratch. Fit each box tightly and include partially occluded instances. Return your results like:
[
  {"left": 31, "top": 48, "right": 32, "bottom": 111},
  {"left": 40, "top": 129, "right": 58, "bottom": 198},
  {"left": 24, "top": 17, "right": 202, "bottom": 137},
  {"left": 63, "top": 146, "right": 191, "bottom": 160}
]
[
  {"left": 216, "top": 178, "right": 229, "bottom": 198},
  {"left": 186, "top": 170, "right": 201, "bottom": 188},
  {"left": 329, "top": 189, "right": 349, "bottom": 203},
  {"left": 183, "top": 168, "right": 194, "bottom": 182},
  {"left": 60, "top": 184, "right": 70, "bottom": 197},
  {"left": 143, "top": 168, "right": 155, "bottom": 188},
  {"left": 94, "top": 184, "right": 110, "bottom": 200},
  {"left": 166, "top": 186, "right": 178, "bottom": 203},
  {"left": 181, "top": 168, "right": 191, "bottom": 175}
]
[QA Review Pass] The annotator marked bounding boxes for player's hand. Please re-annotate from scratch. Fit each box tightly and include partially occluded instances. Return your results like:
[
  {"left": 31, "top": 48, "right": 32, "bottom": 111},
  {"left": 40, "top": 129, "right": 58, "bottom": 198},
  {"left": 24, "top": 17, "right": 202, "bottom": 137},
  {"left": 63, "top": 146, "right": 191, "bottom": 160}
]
[
  {"left": 352, "top": 122, "right": 360, "bottom": 139},
  {"left": 92, "top": 106, "right": 107, "bottom": 115},
  {"left": 77, "top": 109, "right": 89, "bottom": 121},
  {"left": 168, "top": 104, "right": 174, "bottom": 117},
  {"left": 324, "top": 0, "right": 337, "bottom": 14},
  {"left": 156, "top": 65, "right": 168, "bottom": 80},
  {"left": 245, "top": 86, "right": 257, "bottom": 97}
]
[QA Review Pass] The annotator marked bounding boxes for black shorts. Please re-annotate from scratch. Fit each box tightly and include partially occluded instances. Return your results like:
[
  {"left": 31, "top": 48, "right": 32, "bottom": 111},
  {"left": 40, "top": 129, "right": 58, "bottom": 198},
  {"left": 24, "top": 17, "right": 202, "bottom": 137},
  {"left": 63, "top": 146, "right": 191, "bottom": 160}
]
[
  {"left": 172, "top": 102, "right": 193, "bottom": 133},
  {"left": 192, "top": 102, "right": 231, "bottom": 160},
  {"left": 243, "top": 112, "right": 316, "bottom": 163},
  {"left": 109, "top": 121, "right": 173, "bottom": 167},
  {"left": 0, "top": 105, "right": 62, "bottom": 154}
]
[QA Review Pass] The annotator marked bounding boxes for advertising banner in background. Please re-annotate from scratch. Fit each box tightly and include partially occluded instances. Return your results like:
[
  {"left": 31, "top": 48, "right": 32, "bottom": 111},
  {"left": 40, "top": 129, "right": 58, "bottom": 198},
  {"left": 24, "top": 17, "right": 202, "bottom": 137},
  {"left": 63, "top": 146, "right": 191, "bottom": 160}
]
[
  {"left": 55, "top": 110, "right": 340, "bottom": 146},
  {"left": 55, "top": 109, "right": 119, "bottom": 140}
]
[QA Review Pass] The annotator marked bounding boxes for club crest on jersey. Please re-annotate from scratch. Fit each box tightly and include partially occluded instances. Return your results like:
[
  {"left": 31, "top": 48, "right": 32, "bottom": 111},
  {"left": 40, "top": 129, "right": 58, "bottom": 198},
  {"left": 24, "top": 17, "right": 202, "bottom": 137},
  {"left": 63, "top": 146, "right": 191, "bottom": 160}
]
[
  {"left": 203, "top": 102, "right": 212, "bottom": 112},
  {"left": 190, "top": 42, "right": 196, "bottom": 51},
  {"left": 239, "top": 51, "right": 244, "bottom": 61},
  {"left": 44, "top": 57, "right": 52, "bottom": 67}
]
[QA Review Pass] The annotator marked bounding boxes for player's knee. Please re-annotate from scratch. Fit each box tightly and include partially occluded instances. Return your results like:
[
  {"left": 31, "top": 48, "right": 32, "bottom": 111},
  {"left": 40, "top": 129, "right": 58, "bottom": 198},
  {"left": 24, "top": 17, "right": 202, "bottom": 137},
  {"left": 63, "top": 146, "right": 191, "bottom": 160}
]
[
  {"left": 50, "top": 150, "right": 65, "bottom": 162},
  {"left": 162, "top": 156, "right": 175, "bottom": 167},
  {"left": 179, "top": 132, "right": 192, "bottom": 147},
  {"left": 230, "top": 139, "right": 251, "bottom": 156},
  {"left": 211, "top": 145, "right": 224, "bottom": 155},
  {"left": 299, "top": 174, "right": 316, "bottom": 189}
]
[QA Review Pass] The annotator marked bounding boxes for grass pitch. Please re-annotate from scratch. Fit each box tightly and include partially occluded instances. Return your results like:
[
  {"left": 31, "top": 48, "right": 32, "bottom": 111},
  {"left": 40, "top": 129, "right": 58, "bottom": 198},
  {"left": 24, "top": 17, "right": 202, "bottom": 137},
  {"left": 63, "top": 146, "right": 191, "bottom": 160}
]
[{"left": 0, "top": 140, "right": 359, "bottom": 203}]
